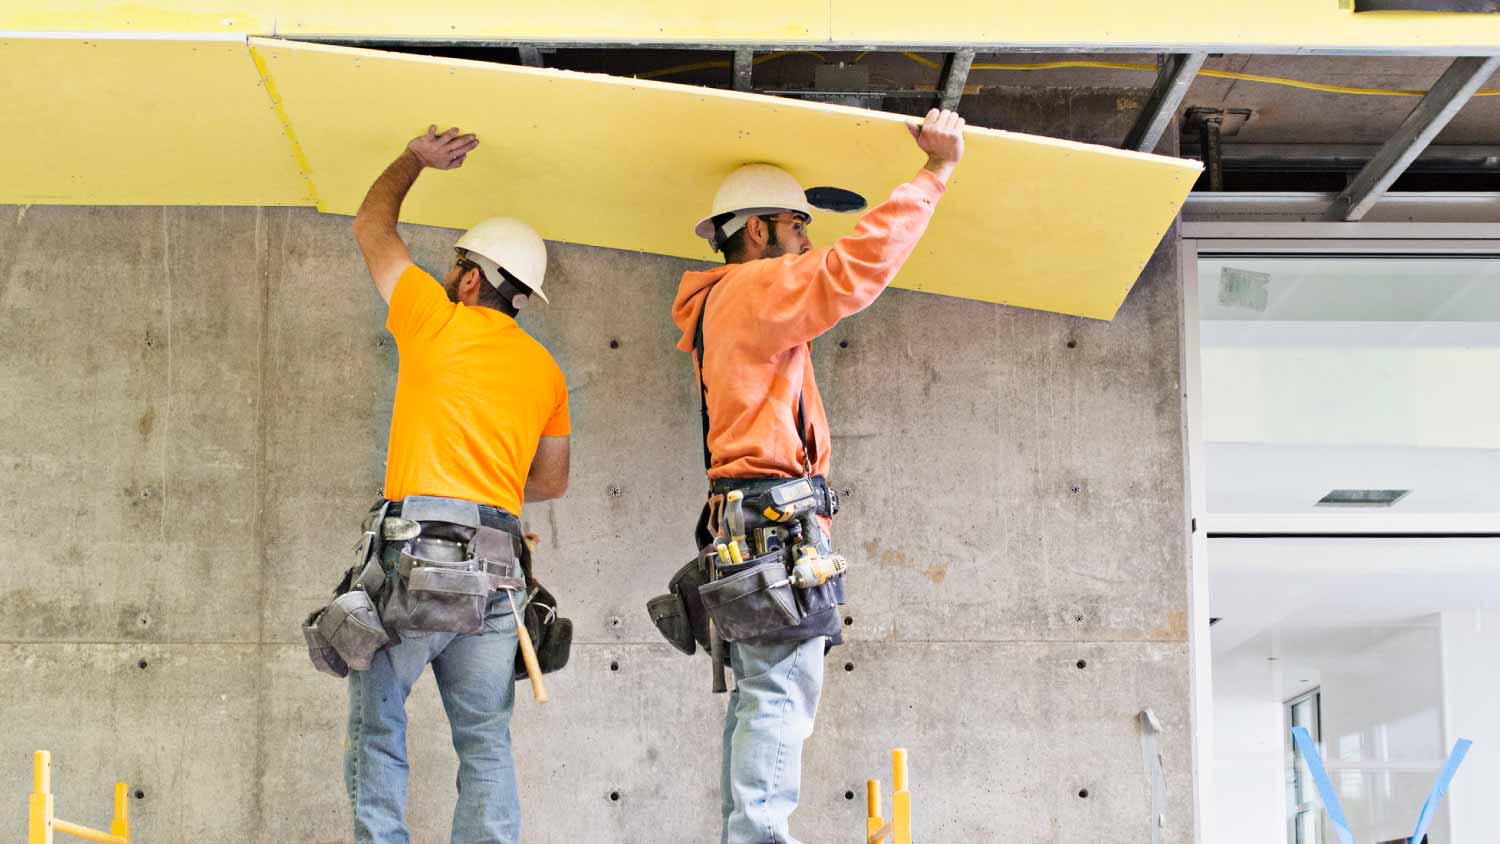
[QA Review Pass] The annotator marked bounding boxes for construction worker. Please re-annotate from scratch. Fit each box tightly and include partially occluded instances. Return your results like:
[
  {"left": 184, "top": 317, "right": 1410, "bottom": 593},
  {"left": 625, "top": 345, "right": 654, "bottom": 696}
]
[
  {"left": 346, "top": 125, "right": 570, "bottom": 844},
  {"left": 672, "top": 107, "right": 965, "bottom": 844}
]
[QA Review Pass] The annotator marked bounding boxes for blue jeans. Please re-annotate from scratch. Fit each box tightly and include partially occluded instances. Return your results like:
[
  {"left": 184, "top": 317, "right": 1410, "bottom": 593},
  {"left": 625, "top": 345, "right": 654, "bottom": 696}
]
[
  {"left": 720, "top": 636, "right": 828, "bottom": 844},
  {"left": 345, "top": 598, "right": 521, "bottom": 844}
]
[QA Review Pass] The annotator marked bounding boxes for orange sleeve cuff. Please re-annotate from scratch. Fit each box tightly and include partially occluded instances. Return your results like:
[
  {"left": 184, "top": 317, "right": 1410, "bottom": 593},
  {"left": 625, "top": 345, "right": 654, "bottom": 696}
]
[{"left": 911, "top": 168, "right": 948, "bottom": 201}]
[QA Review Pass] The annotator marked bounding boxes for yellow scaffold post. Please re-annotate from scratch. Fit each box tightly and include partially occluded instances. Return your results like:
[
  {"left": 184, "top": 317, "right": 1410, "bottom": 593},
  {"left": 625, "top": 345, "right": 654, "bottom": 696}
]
[
  {"left": 866, "top": 748, "right": 912, "bottom": 844},
  {"left": 28, "top": 751, "right": 130, "bottom": 844}
]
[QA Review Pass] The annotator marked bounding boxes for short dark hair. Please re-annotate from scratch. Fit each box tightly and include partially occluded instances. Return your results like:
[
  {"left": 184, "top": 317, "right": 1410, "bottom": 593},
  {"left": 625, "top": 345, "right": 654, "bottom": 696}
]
[
  {"left": 717, "top": 213, "right": 784, "bottom": 264},
  {"left": 719, "top": 227, "right": 750, "bottom": 264},
  {"left": 476, "top": 266, "right": 534, "bottom": 313}
]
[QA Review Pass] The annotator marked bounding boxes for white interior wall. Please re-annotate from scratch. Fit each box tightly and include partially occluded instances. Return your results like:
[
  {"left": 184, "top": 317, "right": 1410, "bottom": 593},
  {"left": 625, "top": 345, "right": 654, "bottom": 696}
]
[{"left": 1210, "top": 646, "right": 1288, "bottom": 844}]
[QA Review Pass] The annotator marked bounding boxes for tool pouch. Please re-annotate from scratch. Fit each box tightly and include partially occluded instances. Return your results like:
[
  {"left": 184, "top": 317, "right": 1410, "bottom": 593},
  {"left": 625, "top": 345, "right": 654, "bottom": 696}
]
[
  {"left": 791, "top": 575, "right": 844, "bottom": 643},
  {"left": 303, "top": 609, "right": 349, "bottom": 678},
  {"left": 384, "top": 554, "right": 489, "bottom": 635},
  {"left": 516, "top": 579, "right": 573, "bottom": 679},
  {"left": 698, "top": 551, "right": 804, "bottom": 643},
  {"left": 646, "top": 558, "right": 713, "bottom": 655},
  {"left": 648, "top": 592, "right": 695, "bottom": 656},
  {"left": 317, "top": 589, "right": 389, "bottom": 671}
]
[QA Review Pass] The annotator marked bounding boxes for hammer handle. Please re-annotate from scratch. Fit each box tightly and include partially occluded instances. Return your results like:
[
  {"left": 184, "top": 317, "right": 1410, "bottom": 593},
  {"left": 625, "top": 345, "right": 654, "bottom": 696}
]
[{"left": 508, "top": 590, "right": 549, "bottom": 703}]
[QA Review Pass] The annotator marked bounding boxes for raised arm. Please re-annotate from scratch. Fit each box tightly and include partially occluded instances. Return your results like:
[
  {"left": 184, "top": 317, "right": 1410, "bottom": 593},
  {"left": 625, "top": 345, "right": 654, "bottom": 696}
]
[
  {"left": 353, "top": 125, "right": 478, "bottom": 302},
  {"left": 746, "top": 108, "right": 965, "bottom": 353}
]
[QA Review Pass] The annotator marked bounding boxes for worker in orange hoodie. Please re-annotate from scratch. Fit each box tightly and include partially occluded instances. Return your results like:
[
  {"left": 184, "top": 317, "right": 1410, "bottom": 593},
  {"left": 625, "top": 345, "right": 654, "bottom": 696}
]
[{"left": 671, "top": 107, "right": 965, "bottom": 844}]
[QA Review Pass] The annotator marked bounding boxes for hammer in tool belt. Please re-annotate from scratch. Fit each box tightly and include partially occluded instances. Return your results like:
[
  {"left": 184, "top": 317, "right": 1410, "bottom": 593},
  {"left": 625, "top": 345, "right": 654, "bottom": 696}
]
[
  {"left": 707, "top": 490, "right": 747, "bottom": 693},
  {"left": 511, "top": 534, "right": 549, "bottom": 704}
]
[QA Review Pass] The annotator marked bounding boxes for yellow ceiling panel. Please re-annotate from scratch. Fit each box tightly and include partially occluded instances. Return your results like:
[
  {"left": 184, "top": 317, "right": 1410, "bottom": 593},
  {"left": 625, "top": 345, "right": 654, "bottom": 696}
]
[
  {"left": 252, "top": 38, "right": 1198, "bottom": 320},
  {"left": 0, "top": 3, "right": 271, "bottom": 33},
  {"left": 6, "top": 0, "right": 1500, "bottom": 50},
  {"left": 829, "top": 0, "right": 1500, "bottom": 50},
  {"left": 0, "top": 37, "right": 311, "bottom": 205},
  {"left": 1, "top": 1, "right": 826, "bottom": 42}
]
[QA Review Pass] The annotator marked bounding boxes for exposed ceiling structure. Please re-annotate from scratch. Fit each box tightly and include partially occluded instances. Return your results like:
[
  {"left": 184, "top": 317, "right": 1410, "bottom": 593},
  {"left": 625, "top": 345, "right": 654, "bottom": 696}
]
[{"left": 4, "top": 2, "right": 1499, "bottom": 225}]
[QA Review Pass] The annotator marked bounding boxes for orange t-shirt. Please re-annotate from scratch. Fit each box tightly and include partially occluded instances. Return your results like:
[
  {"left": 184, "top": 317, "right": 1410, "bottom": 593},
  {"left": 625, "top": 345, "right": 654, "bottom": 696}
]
[{"left": 382, "top": 264, "right": 569, "bottom": 514}]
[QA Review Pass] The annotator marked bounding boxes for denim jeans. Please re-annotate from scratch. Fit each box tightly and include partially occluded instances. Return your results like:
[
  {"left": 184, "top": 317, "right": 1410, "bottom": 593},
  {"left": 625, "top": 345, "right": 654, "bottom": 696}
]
[
  {"left": 345, "top": 595, "right": 521, "bottom": 844},
  {"left": 720, "top": 635, "right": 828, "bottom": 844}
]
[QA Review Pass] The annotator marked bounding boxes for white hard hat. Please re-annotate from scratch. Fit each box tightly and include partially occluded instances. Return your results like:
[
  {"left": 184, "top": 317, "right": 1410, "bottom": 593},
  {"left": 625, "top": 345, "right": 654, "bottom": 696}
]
[
  {"left": 453, "top": 217, "right": 550, "bottom": 303},
  {"left": 694, "top": 164, "right": 815, "bottom": 249}
]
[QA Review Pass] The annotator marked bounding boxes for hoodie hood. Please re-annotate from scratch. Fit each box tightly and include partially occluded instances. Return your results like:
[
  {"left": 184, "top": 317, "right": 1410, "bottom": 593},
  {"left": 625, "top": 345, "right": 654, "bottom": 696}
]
[{"left": 672, "top": 264, "right": 736, "bottom": 352}]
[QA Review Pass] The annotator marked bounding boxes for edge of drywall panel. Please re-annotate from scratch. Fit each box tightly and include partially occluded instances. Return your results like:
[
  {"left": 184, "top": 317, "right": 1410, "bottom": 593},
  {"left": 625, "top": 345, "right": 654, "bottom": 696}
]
[
  {"left": 247, "top": 40, "right": 323, "bottom": 210},
  {"left": 245, "top": 36, "right": 1205, "bottom": 178}
]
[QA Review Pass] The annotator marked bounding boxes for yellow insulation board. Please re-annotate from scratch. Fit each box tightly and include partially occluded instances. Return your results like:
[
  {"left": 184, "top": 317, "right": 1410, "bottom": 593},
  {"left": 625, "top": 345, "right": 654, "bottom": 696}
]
[
  {"left": 0, "top": 37, "right": 311, "bottom": 205},
  {"left": 6, "top": 0, "right": 1500, "bottom": 50},
  {"left": 830, "top": 0, "right": 1500, "bottom": 50},
  {"left": 0, "top": 2, "right": 825, "bottom": 42},
  {"left": 251, "top": 39, "right": 1199, "bottom": 319}
]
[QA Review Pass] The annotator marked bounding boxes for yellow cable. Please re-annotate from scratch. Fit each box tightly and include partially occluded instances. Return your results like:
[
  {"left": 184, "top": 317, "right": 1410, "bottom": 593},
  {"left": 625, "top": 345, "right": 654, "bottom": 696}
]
[
  {"left": 639, "top": 49, "right": 1498, "bottom": 97},
  {"left": 904, "top": 51, "right": 1498, "bottom": 96},
  {"left": 635, "top": 49, "right": 826, "bottom": 80}
]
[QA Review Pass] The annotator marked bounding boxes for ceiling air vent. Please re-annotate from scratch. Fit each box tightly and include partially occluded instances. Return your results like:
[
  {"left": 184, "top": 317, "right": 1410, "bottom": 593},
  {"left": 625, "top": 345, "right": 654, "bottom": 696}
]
[{"left": 1315, "top": 489, "right": 1410, "bottom": 508}]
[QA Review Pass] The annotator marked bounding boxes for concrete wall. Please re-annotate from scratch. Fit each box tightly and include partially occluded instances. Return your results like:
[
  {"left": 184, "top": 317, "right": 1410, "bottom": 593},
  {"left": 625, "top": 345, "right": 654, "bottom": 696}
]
[{"left": 0, "top": 96, "right": 1194, "bottom": 842}]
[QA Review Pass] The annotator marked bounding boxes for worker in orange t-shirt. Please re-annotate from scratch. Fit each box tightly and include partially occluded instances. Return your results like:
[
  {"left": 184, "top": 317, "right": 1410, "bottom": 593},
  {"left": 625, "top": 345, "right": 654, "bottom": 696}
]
[
  {"left": 343, "top": 126, "right": 570, "bottom": 844},
  {"left": 672, "top": 108, "right": 965, "bottom": 844}
]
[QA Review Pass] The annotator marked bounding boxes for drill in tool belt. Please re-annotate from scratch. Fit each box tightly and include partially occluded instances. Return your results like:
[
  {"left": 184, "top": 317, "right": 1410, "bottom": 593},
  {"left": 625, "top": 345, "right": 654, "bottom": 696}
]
[{"left": 647, "top": 477, "right": 846, "bottom": 691}]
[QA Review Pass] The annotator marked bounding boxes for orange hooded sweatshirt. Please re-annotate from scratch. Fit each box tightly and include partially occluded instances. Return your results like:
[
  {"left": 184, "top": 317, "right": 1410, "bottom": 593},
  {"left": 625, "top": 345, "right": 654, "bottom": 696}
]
[{"left": 672, "top": 168, "right": 946, "bottom": 480}]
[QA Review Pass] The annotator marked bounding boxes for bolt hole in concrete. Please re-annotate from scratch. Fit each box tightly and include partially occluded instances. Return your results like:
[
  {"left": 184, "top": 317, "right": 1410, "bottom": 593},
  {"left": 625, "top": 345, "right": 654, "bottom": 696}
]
[
  {"left": 134, "top": 790, "right": 145, "bottom": 800},
  {"left": 843, "top": 615, "right": 853, "bottom": 626},
  {"left": 610, "top": 660, "right": 620, "bottom": 672},
  {"left": 837, "top": 339, "right": 849, "bottom": 349},
  {"left": 610, "top": 616, "right": 622, "bottom": 627},
  {"left": 1078, "top": 788, "right": 1090, "bottom": 799},
  {"left": 1066, "top": 340, "right": 1077, "bottom": 349},
  {"left": 608, "top": 339, "right": 619, "bottom": 349},
  {"left": 137, "top": 659, "right": 148, "bottom": 669},
  {"left": 844, "top": 662, "right": 854, "bottom": 672},
  {"left": 1076, "top": 659, "right": 1088, "bottom": 669},
  {"left": 609, "top": 791, "right": 620, "bottom": 802},
  {"left": 845, "top": 790, "right": 855, "bottom": 800}
]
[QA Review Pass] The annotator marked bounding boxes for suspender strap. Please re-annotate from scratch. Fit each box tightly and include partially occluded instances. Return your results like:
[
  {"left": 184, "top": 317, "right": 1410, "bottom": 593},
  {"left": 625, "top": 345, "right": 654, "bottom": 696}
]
[{"left": 693, "top": 287, "right": 814, "bottom": 474}]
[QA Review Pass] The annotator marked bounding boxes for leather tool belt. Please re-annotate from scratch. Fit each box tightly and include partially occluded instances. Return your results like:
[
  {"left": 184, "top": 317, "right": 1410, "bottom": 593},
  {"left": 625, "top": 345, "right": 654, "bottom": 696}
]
[
  {"left": 648, "top": 476, "right": 845, "bottom": 663},
  {"left": 303, "top": 495, "right": 529, "bottom": 677}
]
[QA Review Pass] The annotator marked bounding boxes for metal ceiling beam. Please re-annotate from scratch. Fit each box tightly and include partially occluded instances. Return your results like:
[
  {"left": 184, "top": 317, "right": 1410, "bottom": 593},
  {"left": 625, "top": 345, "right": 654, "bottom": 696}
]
[
  {"left": 936, "top": 49, "right": 976, "bottom": 111},
  {"left": 1122, "top": 52, "right": 1206, "bottom": 153},
  {"left": 732, "top": 48, "right": 753, "bottom": 92},
  {"left": 1178, "top": 143, "right": 1500, "bottom": 172},
  {"left": 1328, "top": 55, "right": 1500, "bottom": 221}
]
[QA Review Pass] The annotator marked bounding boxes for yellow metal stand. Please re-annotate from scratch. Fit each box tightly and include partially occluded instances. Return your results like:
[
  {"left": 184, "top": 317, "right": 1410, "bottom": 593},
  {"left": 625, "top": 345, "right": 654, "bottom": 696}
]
[
  {"left": 28, "top": 752, "right": 129, "bottom": 844},
  {"left": 865, "top": 748, "right": 912, "bottom": 844},
  {"left": 891, "top": 749, "right": 911, "bottom": 844}
]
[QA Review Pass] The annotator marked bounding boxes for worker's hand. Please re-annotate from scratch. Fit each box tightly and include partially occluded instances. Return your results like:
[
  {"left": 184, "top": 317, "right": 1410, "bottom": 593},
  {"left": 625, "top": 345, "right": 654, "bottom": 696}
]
[
  {"left": 908, "top": 108, "right": 965, "bottom": 184},
  {"left": 406, "top": 125, "right": 478, "bottom": 170}
]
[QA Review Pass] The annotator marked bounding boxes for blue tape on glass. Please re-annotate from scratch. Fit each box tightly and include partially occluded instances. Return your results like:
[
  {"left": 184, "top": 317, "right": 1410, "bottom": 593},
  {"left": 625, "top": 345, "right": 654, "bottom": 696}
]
[
  {"left": 1409, "top": 738, "right": 1472, "bottom": 844},
  {"left": 1291, "top": 726, "right": 1356, "bottom": 844}
]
